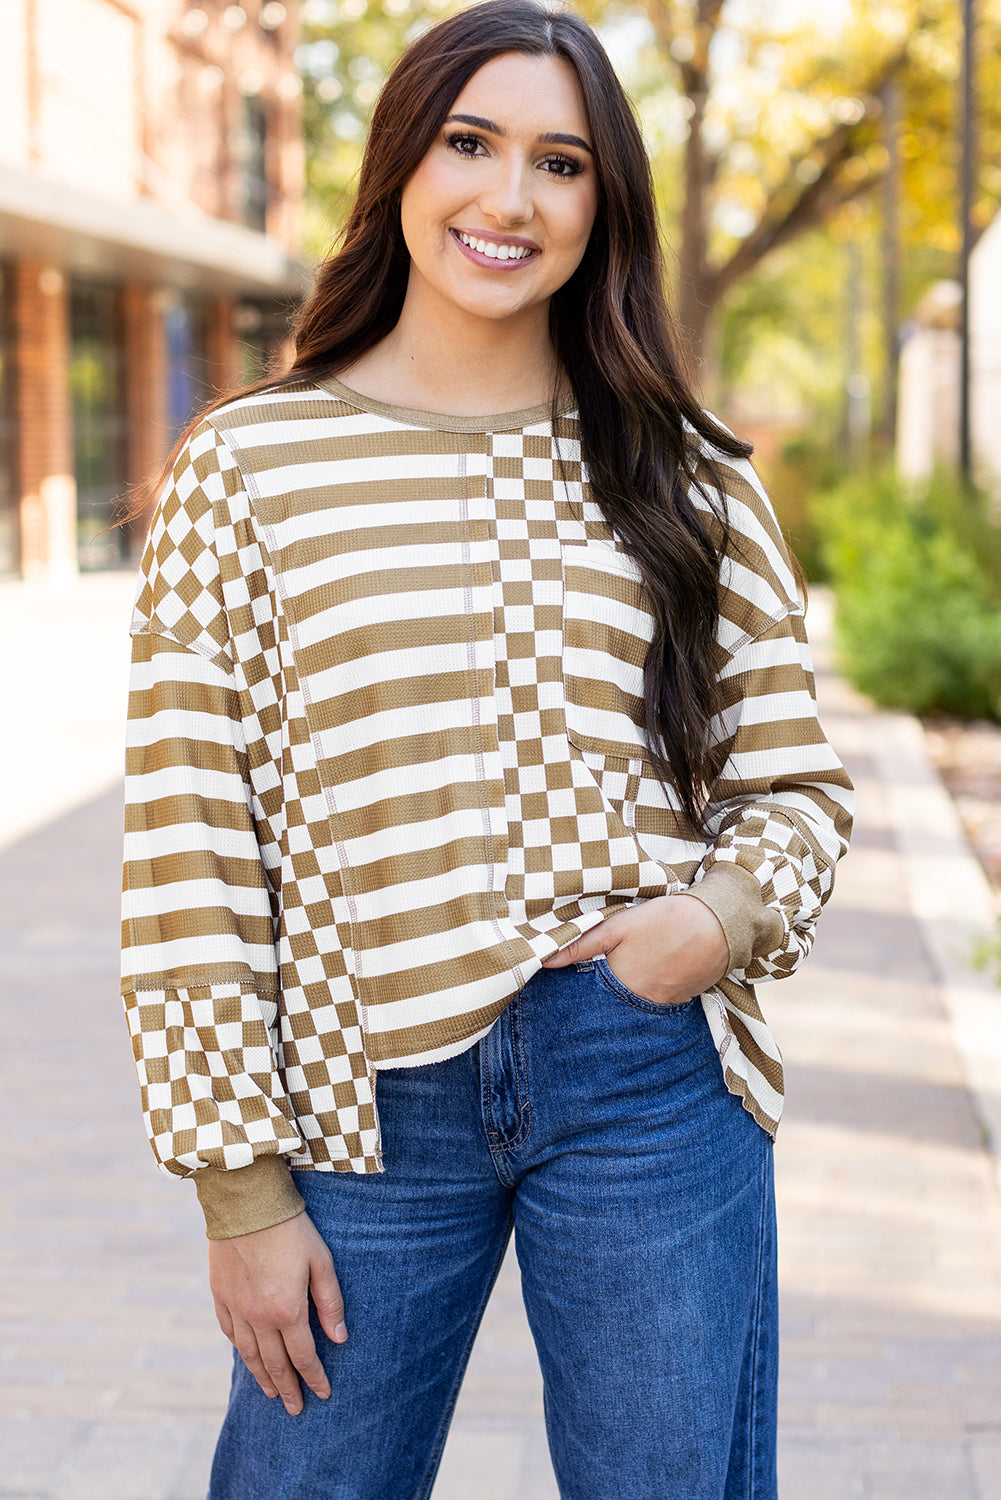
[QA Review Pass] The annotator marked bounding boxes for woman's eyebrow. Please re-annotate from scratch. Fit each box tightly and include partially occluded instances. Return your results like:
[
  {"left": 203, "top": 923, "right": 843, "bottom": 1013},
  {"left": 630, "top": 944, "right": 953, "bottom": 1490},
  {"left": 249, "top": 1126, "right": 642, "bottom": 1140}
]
[{"left": 444, "top": 113, "right": 593, "bottom": 155}]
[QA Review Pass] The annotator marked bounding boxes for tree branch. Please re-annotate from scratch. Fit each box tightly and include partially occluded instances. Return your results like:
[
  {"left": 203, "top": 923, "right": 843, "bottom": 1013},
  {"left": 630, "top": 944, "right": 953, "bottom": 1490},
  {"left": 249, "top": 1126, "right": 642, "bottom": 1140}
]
[
  {"left": 713, "top": 159, "right": 886, "bottom": 299},
  {"left": 710, "top": 125, "right": 863, "bottom": 295},
  {"left": 707, "top": 40, "right": 914, "bottom": 299}
]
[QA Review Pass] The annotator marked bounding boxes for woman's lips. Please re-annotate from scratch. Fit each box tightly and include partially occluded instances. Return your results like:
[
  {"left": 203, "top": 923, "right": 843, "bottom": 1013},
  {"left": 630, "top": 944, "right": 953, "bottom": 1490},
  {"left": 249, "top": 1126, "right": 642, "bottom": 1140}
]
[{"left": 449, "top": 227, "right": 539, "bottom": 269}]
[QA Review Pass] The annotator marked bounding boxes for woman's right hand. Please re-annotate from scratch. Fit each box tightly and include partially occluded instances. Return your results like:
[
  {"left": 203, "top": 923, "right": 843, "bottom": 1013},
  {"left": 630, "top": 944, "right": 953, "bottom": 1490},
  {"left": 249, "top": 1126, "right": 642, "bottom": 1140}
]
[{"left": 208, "top": 1210, "right": 348, "bottom": 1415}]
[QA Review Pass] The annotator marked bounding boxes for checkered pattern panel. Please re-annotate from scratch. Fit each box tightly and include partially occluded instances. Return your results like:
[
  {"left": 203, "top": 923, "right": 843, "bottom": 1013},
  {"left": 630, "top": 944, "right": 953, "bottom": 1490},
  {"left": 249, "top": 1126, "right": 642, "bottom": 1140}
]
[
  {"left": 134, "top": 424, "right": 236, "bottom": 668},
  {"left": 123, "top": 984, "right": 302, "bottom": 1176},
  {"left": 270, "top": 628, "right": 379, "bottom": 1170},
  {"left": 125, "top": 424, "right": 382, "bottom": 1181},
  {"left": 705, "top": 807, "right": 824, "bottom": 982},
  {"left": 487, "top": 428, "right": 648, "bottom": 932},
  {"left": 490, "top": 430, "right": 569, "bottom": 921}
]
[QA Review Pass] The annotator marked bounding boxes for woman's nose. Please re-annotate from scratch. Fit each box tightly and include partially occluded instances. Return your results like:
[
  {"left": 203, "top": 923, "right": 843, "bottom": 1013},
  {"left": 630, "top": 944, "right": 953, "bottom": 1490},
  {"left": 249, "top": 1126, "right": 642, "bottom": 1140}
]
[{"left": 478, "top": 157, "right": 533, "bottom": 226}]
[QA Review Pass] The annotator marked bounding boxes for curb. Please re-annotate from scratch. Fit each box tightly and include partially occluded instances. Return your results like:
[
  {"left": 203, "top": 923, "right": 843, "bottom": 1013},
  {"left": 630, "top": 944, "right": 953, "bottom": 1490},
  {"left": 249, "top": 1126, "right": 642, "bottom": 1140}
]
[{"left": 869, "top": 709, "right": 1001, "bottom": 1194}]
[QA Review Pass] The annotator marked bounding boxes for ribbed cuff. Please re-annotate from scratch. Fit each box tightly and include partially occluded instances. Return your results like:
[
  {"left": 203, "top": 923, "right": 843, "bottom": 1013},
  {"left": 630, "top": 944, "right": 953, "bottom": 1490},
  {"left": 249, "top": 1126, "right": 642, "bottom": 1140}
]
[
  {"left": 194, "top": 1155, "right": 306, "bottom": 1240},
  {"left": 684, "top": 863, "right": 783, "bottom": 972}
]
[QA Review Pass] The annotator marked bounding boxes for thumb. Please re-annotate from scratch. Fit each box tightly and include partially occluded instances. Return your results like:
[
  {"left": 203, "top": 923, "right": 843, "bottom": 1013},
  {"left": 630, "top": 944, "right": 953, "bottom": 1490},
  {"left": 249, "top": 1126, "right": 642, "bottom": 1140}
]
[
  {"left": 542, "top": 921, "right": 617, "bottom": 969},
  {"left": 310, "top": 1251, "right": 348, "bottom": 1345}
]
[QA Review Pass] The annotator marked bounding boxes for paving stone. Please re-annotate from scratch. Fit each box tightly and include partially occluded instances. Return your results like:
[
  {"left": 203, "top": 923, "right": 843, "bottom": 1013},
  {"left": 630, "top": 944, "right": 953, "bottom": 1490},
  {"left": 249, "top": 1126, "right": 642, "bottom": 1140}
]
[
  {"left": 48, "top": 1420, "right": 208, "bottom": 1500},
  {"left": 970, "top": 1441, "right": 1001, "bottom": 1500},
  {"left": 0, "top": 574, "right": 136, "bottom": 849},
  {"left": 0, "top": 1417, "right": 84, "bottom": 1493},
  {"left": 860, "top": 1439, "right": 978, "bottom": 1499},
  {"left": 514, "top": 1431, "right": 563, "bottom": 1500},
  {"left": 777, "top": 1436, "right": 867, "bottom": 1499},
  {"left": 432, "top": 1430, "right": 528, "bottom": 1500},
  {"left": 163, "top": 1426, "right": 225, "bottom": 1500}
]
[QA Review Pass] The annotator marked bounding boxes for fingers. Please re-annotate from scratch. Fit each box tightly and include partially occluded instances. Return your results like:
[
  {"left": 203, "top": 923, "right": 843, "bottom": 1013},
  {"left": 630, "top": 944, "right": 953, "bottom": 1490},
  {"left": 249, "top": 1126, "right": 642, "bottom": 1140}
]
[
  {"left": 541, "top": 936, "right": 579, "bottom": 969},
  {"left": 233, "top": 1314, "right": 331, "bottom": 1415},
  {"left": 254, "top": 1326, "right": 306, "bottom": 1414},
  {"left": 208, "top": 1214, "right": 346, "bottom": 1418},
  {"left": 283, "top": 1319, "right": 332, "bottom": 1405},
  {"left": 603, "top": 894, "right": 730, "bottom": 1004},
  {"left": 542, "top": 895, "right": 729, "bottom": 1001},
  {"left": 231, "top": 1321, "right": 279, "bottom": 1403},
  {"left": 542, "top": 920, "right": 622, "bottom": 969},
  {"left": 310, "top": 1250, "right": 349, "bottom": 1347}
]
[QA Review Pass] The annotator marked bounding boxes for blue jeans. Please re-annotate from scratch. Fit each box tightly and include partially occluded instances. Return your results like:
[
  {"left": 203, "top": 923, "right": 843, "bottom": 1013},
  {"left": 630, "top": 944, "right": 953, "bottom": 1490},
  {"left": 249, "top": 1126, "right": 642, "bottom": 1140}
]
[{"left": 209, "top": 961, "right": 778, "bottom": 1500}]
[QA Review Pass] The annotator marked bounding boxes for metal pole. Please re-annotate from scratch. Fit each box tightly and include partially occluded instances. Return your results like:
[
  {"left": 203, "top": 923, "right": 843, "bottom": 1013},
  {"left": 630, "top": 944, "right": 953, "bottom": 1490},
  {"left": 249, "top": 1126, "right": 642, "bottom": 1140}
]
[
  {"left": 846, "top": 236, "right": 870, "bottom": 467},
  {"left": 959, "top": 0, "right": 975, "bottom": 484},
  {"left": 881, "top": 76, "right": 901, "bottom": 452}
]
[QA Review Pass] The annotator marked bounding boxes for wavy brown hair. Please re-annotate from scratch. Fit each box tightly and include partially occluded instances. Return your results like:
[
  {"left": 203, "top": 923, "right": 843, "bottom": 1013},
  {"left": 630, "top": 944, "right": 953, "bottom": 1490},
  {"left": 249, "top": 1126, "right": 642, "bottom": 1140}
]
[{"left": 129, "top": 0, "right": 753, "bottom": 830}]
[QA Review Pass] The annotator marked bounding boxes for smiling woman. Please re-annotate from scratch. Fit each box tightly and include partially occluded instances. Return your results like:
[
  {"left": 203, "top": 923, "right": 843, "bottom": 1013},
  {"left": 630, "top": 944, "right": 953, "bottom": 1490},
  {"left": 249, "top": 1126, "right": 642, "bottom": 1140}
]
[
  {"left": 341, "top": 51, "right": 598, "bottom": 410},
  {"left": 119, "top": 4, "right": 853, "bottom": 1497}
]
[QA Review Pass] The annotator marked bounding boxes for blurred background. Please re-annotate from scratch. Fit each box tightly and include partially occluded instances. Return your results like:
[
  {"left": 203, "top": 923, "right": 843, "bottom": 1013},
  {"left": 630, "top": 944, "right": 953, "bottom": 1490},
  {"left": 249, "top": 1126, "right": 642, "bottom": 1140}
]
[
  {"left": 0, "top": 0, "right": 305, "bottom": 583},
  {"left": 2, "top": 4, "right": 1001, "bottom": 1498}
]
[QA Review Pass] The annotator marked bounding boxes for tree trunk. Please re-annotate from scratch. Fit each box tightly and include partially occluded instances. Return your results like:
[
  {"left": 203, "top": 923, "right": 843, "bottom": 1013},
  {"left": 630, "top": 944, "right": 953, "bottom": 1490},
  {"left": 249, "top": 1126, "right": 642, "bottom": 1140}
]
[{"left": 677, "top": 82, "right": 716, "bottom": 365}]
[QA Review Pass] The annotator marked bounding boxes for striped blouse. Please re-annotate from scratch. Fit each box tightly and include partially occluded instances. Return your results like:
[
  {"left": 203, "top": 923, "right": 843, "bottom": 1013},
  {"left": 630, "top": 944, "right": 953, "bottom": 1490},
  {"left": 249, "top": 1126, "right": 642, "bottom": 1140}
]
[{"left": 121, "top": 379, "right": 854, "bottom": 1238}]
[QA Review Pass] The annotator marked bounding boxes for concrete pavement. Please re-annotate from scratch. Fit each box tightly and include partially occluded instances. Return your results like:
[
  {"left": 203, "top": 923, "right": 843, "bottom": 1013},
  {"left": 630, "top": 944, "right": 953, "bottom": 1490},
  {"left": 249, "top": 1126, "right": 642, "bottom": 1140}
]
[{"left": 1, "top": 575, "right": 1000, "bottom": 1499}]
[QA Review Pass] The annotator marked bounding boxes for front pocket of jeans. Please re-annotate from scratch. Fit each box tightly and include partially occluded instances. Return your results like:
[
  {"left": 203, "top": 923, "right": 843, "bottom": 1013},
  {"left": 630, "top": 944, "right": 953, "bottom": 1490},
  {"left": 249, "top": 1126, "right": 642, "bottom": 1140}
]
[{"left": 594, "top": 957, "right": 700, "bottom": 1016}]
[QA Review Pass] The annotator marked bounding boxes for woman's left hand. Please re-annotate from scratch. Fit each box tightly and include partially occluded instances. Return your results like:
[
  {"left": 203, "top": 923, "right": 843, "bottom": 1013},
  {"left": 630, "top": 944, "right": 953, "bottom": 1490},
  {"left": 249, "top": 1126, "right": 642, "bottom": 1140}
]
[{"left": 541, "top": 893, "right": 730, "bottom": 1006}]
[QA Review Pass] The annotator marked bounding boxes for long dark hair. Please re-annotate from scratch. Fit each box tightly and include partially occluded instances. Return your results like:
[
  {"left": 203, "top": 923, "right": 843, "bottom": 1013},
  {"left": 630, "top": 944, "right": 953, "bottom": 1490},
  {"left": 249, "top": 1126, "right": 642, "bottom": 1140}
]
[{"left": 130, "top": 0, "right": 752, "bottom": 830}]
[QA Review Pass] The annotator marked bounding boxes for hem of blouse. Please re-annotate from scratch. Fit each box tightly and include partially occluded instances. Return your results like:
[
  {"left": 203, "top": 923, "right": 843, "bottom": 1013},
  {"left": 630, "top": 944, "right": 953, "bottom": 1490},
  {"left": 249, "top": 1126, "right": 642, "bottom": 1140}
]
[{"left": 721, "top": 1061, "right": 780, "bottom": 1139}]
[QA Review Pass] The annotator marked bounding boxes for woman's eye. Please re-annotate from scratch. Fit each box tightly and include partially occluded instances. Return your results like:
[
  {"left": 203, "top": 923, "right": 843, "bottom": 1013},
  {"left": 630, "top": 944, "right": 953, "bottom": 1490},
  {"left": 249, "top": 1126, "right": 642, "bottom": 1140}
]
[
  {"left": 541, "top": 154, "right": 584, "bottom": 178},
  {"left": 443, "top": 134, "right": 585, "bottom": 176},
  {"left": 445, "top": 132, "right": 485, "bottom": 157}
]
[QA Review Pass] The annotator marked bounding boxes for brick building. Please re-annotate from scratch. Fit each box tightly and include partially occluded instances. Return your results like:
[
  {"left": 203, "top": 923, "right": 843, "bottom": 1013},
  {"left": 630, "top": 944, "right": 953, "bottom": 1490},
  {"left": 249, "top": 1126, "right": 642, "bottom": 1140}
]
[{"left": 0, "top": 0, "right": 306, "bottom": 581}]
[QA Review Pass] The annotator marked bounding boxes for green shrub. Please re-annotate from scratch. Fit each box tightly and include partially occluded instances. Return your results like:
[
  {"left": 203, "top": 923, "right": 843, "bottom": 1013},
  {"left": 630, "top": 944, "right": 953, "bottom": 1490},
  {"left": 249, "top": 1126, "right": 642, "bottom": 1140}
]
[
  {"left": 973, "top": 924, "right": 1001, "bottom": 987},
  {"left": 810, "top": 471, "right": 1001, "bottom": 722},
  {"left": 755, "top": 432, "right": 850, "bottom": 584}
]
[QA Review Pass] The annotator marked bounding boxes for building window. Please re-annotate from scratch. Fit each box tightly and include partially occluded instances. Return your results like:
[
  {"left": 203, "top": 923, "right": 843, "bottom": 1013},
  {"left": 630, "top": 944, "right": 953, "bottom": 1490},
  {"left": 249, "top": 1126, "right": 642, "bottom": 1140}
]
[
  {"left": 164, "top": 291, "right": 211, "bottom": 438},
  {"left": 0, "top": 263, "right": 17, "bottom": 576},
  {"left": 236, "top": 98, "right": 270, "bottom": 233},
  {"left": 70, "top": 278, "right": 129, "bottom": 570}
]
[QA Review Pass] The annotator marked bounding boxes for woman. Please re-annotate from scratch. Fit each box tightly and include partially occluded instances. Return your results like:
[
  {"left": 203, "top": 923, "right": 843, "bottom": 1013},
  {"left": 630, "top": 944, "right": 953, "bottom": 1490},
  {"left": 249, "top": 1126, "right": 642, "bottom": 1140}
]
[{"left": 121, "top": 3, "right": 853, "bottom": 1496}]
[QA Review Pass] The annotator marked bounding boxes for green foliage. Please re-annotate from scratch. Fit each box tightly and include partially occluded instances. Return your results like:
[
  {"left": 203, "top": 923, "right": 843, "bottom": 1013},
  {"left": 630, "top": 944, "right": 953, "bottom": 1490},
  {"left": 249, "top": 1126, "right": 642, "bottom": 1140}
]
[
  {"left": 759, "top": 428, "right": 852, "bottom": 582},
  {"left": 811, "top": 471, "right": 1001, "bottom": 721},
  {"left": 973, "top": 923, "right": 1001, "bottom": 988},
  {"left": 298, "top": 0, "right": 456, "bottom": 256}
]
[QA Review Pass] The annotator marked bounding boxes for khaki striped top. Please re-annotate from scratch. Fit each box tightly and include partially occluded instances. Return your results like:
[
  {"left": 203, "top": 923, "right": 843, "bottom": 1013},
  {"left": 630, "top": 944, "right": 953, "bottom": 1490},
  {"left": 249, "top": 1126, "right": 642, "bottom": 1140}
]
[{"left": 121, "top": 378, "right": 854, "bottom": 1238}]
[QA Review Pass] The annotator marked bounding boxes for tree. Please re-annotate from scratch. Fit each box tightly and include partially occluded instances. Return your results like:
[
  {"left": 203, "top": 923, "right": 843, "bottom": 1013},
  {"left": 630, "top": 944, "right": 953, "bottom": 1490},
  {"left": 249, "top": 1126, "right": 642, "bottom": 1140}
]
[
  {"left": 595, "top": 0, "right": 939, "bottom": 359},
  {"left": 297, "top": 0, "right": 442, "bottom": 252}
]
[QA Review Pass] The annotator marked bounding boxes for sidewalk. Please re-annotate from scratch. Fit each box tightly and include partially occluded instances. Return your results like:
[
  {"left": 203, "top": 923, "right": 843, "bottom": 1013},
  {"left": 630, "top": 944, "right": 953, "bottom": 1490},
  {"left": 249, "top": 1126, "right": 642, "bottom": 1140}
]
[{"left": 1, "top": 577, "right": 1000, "bottom": 1499}]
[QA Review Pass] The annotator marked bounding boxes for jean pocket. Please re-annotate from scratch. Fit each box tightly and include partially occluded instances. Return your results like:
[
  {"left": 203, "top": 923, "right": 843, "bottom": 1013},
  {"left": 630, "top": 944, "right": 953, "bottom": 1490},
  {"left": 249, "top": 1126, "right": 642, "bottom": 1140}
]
[{"left": 594, "top": 957, "right": 701, "bottom": 1016}]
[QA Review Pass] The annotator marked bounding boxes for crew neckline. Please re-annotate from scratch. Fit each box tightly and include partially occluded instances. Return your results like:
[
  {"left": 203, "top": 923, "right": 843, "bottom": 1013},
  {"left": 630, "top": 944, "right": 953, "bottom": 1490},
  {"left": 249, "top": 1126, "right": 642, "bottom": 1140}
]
[{"left": 317, "top": 375, "right": 578, "bottom": 433}]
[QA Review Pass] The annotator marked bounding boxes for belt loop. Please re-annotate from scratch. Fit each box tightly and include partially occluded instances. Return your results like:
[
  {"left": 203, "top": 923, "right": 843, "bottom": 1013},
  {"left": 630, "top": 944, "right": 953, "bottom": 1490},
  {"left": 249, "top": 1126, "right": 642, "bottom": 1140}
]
[{"left": 574, "top": 959, "right": 595, "bottom": 972}]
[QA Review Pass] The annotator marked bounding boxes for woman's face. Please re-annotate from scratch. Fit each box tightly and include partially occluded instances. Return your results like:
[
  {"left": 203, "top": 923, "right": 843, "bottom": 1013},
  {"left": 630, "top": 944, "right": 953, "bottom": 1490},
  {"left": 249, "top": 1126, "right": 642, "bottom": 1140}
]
[{"left": 399, "top": 51, "right": 599, "bottom": 330}]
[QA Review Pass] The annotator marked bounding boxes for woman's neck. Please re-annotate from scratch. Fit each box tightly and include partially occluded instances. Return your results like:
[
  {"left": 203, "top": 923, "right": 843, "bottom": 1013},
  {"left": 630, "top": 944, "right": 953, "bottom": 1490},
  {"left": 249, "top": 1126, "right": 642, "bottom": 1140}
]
[{"left": 338, "top": 294, "right": 564, "bottom": 416}]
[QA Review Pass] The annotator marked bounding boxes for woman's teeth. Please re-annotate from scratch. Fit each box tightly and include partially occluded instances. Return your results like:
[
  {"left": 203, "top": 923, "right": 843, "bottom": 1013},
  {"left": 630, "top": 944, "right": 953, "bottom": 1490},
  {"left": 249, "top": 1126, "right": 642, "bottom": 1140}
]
[{"left": 457, "top": 233, "right": 533, "bottom": 261}]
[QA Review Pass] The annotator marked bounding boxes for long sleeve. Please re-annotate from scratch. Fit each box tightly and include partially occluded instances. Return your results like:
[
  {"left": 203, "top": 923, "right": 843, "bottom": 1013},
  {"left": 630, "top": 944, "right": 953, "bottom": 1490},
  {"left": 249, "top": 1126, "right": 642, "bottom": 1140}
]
[
  {"left": 688, "top": 603, "right": 854, "bottom": 982},
  {"left": 680, "top": 445, "right": 854, "bottom": 982},
  {"left": 121, "top": 427, "right": 306, "bottom": 1236}
]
